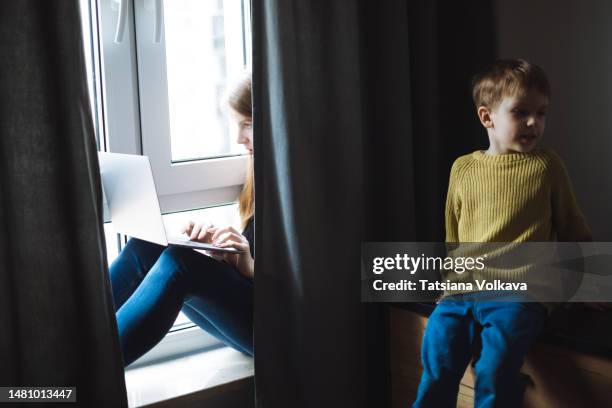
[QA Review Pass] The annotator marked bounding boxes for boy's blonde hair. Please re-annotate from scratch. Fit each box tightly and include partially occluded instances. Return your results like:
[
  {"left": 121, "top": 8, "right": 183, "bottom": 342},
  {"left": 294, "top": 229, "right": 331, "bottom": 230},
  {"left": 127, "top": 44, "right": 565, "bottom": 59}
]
[{"left": 472, "top": 59, "right": 551, "bottom": 109}]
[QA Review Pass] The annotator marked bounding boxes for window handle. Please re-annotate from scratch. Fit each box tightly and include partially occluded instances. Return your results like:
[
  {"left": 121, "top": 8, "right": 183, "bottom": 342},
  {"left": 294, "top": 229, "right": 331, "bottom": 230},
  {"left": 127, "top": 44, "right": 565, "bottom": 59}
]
[
  {"left": 114, "top": 0, "right": 128, "bottom": 43},
  {"left": 153, "top": 0, "right": 163, "bottom": 43}
]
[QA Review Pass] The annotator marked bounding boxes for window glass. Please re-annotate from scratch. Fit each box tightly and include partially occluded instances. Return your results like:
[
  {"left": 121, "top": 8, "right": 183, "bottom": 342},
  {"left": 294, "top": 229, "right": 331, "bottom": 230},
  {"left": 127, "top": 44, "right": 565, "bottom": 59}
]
[
  {"left": 162, "top": 204, "right": 240, "bottom": 238},
  {"left": 104, "top": 222, "right": 120, "bottom": 265},
  {"left": 163, "top": 0, "right": 248, "bottom": 162},
  {"left": 79, "top": 0, "right": 103, "bottom": 148}
]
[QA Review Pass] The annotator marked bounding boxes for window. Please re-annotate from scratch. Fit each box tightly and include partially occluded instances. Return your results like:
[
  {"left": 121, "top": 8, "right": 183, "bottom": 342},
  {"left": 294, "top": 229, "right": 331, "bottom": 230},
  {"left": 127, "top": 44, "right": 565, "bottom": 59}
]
[
  {"left": 163, "top": 0, "right": 247, "bottom": 162},
  {"left": 79, "top": 0, "right": 104, "bottom": 147},
  {"left": 96, "top": 0, "right": 252, "bottom": 213},
  {"left": 79, "top": 0, "right": 252, "bottom": 366}
]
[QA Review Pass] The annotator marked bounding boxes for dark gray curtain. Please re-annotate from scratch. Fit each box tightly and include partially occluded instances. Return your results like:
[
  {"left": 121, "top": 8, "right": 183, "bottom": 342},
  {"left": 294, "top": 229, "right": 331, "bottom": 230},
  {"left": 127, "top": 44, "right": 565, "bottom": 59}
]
[
  {"left": 0, "top": 2, "right": 127, "bottom": 407},
  {"left": 252, "top": 1, "right": 495, "bottom": 407}
]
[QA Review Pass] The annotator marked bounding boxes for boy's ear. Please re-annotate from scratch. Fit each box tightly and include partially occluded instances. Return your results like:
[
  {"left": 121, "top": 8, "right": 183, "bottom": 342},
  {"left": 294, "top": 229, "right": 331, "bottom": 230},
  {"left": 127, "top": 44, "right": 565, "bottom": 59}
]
[{"left": 477, "top": 106, "right": 494, "bottom": 128}]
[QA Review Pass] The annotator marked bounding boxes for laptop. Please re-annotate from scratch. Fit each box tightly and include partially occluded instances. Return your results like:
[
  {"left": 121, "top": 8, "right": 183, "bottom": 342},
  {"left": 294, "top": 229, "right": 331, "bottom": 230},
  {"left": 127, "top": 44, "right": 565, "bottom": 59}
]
[{"left": 98, "top": 152, "right": 242, "bottom": 254}]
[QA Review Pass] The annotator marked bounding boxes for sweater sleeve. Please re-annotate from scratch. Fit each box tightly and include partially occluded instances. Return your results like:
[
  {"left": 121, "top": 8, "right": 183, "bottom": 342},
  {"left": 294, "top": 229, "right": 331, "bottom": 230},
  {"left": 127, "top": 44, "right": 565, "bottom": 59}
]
[
  {"left": 445, "top": 159, "right": 462, "bottom": 243},
  {"left": 549, "top": 152, "right": 592, "bottom": 242}
]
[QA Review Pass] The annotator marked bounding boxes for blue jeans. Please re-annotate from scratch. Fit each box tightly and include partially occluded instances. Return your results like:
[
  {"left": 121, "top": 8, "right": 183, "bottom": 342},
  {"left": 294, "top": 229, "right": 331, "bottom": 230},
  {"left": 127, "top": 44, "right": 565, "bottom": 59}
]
[
  {"left": 109, "top": 238, "right": 253, "bottom": 367},
  {"left": 413, "top": 293, "right": 546, "bottom": 408}
]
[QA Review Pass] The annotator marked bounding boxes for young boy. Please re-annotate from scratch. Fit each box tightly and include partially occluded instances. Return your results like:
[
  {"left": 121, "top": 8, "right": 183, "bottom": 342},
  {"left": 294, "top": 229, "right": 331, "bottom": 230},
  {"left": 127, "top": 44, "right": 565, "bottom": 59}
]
[{"left": 412, "top": 59, "right": 592, "bottom": 408}]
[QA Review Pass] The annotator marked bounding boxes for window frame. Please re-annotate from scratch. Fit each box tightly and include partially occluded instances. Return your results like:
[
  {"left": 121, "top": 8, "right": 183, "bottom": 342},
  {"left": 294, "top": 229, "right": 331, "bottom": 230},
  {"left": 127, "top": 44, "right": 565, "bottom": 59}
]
[
  {"left": 97, "top": 0, "right": 143, "bottom": 156},
  {"left": 135, "top": 0, "right": 250, "bottom": 212},
  {"left": 97, "top": 0, "right": 252, "bottom": 212}
]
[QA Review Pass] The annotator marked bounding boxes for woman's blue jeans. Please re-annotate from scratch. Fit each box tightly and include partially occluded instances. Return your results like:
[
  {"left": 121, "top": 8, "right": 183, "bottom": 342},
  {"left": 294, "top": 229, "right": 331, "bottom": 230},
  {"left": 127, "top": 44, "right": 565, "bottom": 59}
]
[
  {"left": 413, "top": 293, "right": 546, "bottom": 408},
  {"left": 109, "top": 238, "right": 253, "bottom": 367}
]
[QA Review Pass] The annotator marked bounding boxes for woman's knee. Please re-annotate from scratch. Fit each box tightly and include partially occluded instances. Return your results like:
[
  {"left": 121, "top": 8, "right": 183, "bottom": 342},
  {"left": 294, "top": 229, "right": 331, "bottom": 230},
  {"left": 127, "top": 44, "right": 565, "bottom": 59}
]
[
  {"left": 159, "top": 245, "right": 192, "bottom": 263},
  {"left": 156, "top": 246, "right": 198, "bottom": 280}
]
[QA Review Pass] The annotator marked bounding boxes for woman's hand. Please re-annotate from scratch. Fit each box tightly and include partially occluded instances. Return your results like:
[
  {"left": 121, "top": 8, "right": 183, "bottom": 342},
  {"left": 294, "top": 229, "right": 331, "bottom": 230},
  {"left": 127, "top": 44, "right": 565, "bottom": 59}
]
[
  {"left": 208, "top": 226, "right": 254, "bottom": 279},
  {"left": 181, "top": 220, "right": 215, "bottom": 243}
]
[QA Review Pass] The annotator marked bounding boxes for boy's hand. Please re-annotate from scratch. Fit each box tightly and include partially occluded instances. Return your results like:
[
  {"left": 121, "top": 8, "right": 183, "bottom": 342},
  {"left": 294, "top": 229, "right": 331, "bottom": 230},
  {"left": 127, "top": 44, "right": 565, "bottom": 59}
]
[{"left": 181, "top": 220, "right": 215, "bottom": 243}]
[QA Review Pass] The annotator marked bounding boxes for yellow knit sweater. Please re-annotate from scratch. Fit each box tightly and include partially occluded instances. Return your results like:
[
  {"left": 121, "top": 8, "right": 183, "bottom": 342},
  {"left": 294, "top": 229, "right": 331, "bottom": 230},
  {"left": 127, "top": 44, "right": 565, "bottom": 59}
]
[{"left": 441, "top": 148, "right": 592, "bottom": 299}]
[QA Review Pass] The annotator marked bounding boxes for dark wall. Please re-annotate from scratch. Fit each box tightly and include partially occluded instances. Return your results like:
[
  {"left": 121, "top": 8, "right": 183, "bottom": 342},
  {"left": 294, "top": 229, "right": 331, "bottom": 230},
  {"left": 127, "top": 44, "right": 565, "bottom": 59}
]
[
  {"left": 495, "top": 0, "right": 612, "bottom": 240},
  {"left": 408, "top": 0, "right": 497, "bottom": 241}
]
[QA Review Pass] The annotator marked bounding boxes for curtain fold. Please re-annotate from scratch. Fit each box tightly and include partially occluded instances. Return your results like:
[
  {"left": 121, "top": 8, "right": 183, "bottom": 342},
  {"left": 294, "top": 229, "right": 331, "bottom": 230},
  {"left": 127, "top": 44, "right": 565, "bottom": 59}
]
[
  {"left": 252, "top": 1, "right": 410, "bottom": 407},
  {"left": 0, "top": 2, "right": 127, "bottom": 406},
  {"left": 252, "top": 0, "right": 496, "bottom": 407}
]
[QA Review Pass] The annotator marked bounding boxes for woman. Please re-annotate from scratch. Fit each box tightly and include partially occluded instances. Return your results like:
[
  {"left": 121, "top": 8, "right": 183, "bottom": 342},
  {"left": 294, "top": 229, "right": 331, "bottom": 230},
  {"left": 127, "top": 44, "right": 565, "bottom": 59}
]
[{"left": 109, "top": 76, "right": 254, "bottom": 366}]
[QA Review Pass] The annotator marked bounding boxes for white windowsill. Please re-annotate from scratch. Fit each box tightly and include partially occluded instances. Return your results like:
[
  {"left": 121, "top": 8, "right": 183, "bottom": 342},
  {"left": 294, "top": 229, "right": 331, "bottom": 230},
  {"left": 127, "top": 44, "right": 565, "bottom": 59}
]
[{"left": 125, "top": 346, "right": 254, "bottom": 408}]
